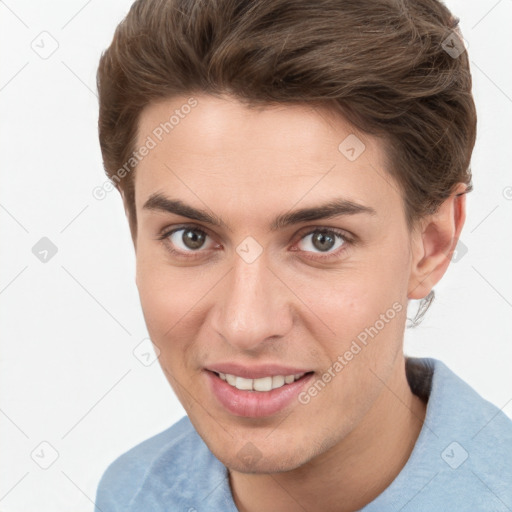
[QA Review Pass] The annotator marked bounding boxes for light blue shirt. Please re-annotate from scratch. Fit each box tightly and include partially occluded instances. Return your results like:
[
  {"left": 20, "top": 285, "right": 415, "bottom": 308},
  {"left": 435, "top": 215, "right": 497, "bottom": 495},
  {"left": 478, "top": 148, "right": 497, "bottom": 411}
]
[{"left": 95, "top": 358, "right": 512, "bottom": 511}]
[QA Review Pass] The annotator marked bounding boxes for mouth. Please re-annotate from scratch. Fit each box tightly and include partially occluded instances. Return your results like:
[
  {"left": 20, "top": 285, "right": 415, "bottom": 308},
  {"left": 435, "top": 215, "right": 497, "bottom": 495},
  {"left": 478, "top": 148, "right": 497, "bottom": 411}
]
[{"left": 204, "top": 368, "right": 315, "bottom": 418}]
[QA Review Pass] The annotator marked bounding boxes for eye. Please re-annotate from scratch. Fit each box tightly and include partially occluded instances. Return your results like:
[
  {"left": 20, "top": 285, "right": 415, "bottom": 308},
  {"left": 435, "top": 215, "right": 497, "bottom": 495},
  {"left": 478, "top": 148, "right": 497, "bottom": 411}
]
[
  {"left": 158, "top": 225, "right": 217, "bottom": 258},
  {"left": 295, "top": 228, "right": 350, "bottom": 260},
  {"left": 157, "top": 225, "right": 353, "bottom": 261}
]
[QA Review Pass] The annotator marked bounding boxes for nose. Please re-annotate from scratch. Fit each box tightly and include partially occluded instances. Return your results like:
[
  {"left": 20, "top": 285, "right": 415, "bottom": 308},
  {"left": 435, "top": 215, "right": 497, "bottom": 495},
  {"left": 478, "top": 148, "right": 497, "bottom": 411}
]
[{"left": 211, "top": 251, "right": 294, "bottom": 352}]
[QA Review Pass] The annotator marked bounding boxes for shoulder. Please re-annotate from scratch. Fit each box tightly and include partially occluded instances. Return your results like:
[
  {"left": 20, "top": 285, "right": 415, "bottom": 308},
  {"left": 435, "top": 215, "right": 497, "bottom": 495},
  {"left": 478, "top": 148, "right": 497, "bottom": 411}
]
[
  {"left": 94, "top": 415, "right": 221, "bottom": 511},
  {"left": 365, "top": 357, "right": 512, "bottom": 511},
  {"left": 426, "top": 357, "right": 512, "bottom": 509},
  {"left": 406, "top": 357, "right": 512, "bottom": 445},
  {"left": 426, "top": 357, "right": 512, "bottom": 450}
]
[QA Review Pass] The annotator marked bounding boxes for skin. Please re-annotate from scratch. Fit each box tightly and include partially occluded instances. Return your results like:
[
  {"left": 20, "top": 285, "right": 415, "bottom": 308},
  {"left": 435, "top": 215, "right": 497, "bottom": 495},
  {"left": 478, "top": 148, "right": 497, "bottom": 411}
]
[{"left": 124, "top": 93, "right": 466, "bottom": 511}]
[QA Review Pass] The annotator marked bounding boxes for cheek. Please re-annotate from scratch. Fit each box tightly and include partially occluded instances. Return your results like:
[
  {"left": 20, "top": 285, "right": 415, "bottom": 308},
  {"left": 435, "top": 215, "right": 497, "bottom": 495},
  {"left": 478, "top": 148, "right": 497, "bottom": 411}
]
[
  {"left": 282, "top": 257, "right": 407, "bottom": 339},
  {"left": 135, "top": 251, "right": 189, "bottom": 340},
  {"left": 135, "top": 252, "right": 214, "bottom": 369},
  {"left": 302, "top": 269, "right": 407, "bottom": 417},
  {"left": 135, "top": 262, "right": 201, "bottom": 400},
  {"left": 284, "top": 246, "right": 409, "bottom": 383}
]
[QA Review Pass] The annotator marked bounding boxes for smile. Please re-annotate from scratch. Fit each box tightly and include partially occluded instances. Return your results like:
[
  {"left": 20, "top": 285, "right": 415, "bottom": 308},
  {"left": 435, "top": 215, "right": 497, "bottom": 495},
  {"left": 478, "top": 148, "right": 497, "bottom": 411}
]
[
  {"left": 217, "top": 372, "right": 307, "bottom": 392},
  {"left": 205, "top": 368, "right": 314, "bottom": 417}
]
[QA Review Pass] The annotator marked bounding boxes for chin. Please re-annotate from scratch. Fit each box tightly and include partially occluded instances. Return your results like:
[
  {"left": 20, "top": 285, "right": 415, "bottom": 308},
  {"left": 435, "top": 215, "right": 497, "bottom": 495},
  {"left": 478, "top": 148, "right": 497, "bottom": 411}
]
[
  {"left": 202, "top": 431, "right": 319, "bottom": 474},
  {"left": 222, "top": 448, "right": 310, "bottom": 474}
]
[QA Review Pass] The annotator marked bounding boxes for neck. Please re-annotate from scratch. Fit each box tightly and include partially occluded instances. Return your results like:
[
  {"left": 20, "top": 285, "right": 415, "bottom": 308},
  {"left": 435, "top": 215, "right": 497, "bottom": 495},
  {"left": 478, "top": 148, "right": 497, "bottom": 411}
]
[{"left": 229, "top": 356, "right": 427, "bottom": 512}]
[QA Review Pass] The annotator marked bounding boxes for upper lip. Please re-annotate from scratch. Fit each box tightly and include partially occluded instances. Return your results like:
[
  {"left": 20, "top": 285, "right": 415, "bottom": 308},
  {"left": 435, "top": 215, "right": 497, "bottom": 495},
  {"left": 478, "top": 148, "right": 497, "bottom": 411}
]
[{"left": 206, "top": 363, "right": 312, "bottom": 379}]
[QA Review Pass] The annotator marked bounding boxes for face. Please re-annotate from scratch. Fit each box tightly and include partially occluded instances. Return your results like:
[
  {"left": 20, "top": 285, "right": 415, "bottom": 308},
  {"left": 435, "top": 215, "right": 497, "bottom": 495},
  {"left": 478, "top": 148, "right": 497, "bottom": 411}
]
[{"left": 132, "top": 93, "right": 415, "bottom": 473}]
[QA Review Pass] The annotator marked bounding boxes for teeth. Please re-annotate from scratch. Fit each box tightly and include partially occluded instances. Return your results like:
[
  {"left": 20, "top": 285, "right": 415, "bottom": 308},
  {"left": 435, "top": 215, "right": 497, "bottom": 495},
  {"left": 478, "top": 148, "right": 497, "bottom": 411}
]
[
  {"left": 235, "top": 377, "right": 253, "bottom": 390},
  {"left": 253, "top": 376, "right": 272, "bottom": 392},
  {"left": 272, "top": 375, "right": 285, "bottom": 389},
  {"left": 218, "top": 372, "right": 306, "bottom": 392}
]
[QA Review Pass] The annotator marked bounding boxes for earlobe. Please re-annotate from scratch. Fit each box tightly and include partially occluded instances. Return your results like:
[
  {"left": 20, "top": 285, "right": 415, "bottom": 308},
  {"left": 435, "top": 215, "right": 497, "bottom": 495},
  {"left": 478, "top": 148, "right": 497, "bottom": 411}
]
[{"left": 407, "top": 184, "right": 467, "bottom": 300}]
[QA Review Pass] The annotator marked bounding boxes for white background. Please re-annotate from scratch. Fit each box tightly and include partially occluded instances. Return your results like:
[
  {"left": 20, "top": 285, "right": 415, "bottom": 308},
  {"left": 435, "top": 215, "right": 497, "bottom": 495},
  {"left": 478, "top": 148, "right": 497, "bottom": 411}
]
[{"left": 0, "top": 1, "right": 511, "bottom": 510}]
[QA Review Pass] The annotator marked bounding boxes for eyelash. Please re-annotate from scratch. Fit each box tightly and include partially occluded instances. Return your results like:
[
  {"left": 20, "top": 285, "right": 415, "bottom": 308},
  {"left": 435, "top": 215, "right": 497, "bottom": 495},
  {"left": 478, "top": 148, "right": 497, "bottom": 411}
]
[{"left": 156, "top": 224, "right": 354, "bottom": 262}]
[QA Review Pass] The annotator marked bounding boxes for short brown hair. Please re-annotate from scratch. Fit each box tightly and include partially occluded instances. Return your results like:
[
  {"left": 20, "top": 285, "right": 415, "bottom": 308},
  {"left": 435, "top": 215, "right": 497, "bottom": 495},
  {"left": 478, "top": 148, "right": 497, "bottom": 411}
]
[{"left": 97, "top": 0, "right": 477, "bottom": 322}]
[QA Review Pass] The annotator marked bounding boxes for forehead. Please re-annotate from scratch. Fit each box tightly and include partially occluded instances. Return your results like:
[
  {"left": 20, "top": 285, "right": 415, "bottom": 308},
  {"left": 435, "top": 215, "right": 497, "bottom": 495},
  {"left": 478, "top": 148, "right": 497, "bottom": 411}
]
[{"left": 133, "top": 93, "right": 401, "bottom": 224}]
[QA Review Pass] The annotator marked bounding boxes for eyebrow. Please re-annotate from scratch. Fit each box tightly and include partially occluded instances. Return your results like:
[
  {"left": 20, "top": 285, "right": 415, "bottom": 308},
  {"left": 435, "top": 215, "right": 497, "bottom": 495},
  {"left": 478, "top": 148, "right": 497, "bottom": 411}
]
[{"left": 142, "top": 193, "right": 376, "bottom": 231}]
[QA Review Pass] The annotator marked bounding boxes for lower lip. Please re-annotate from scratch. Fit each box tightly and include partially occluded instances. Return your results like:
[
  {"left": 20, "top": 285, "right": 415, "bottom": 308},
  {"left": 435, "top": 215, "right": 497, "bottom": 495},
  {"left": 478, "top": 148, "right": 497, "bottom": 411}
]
[{"left": 205, "top": 370, "right": 314, "bottom": 418}]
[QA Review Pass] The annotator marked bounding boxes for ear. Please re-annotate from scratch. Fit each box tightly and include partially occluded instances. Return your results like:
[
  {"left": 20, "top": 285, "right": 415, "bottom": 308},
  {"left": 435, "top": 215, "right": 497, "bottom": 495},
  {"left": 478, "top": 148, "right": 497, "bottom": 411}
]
[{"left": 407, "top": 183, "right": 467, "bottom": 299}]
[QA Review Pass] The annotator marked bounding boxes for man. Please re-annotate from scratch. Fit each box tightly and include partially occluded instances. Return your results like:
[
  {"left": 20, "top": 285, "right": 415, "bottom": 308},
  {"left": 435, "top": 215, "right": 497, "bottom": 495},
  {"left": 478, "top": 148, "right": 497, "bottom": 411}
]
[{"left": 94, "top": 0, "right": 512, "bottom": 510}]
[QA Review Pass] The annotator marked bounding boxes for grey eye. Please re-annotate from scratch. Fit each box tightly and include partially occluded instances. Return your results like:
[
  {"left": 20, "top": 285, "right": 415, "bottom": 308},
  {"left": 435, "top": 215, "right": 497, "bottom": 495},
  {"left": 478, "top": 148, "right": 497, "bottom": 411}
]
[{"left": 298, "top": 230, "right": 345, "bottom": 253}]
